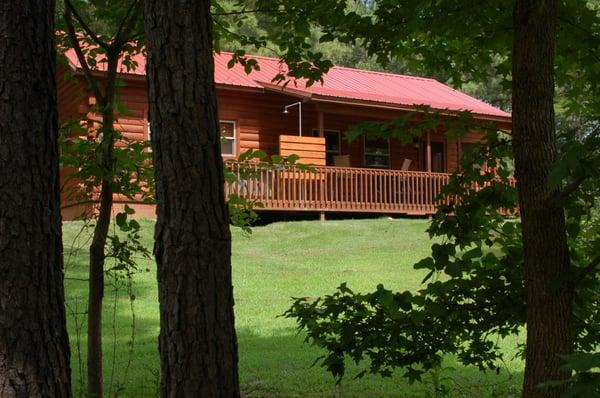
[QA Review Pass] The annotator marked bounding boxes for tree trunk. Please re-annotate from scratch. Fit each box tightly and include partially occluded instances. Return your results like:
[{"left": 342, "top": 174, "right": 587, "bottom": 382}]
[
  {"left": 86, "top": 180, "right": 112, "bottom": 398},
  {"left": 86, "top": 52, "right": 118, "bottom": 398},
  {"left": 512, "top": 1, "right": 574, "bottom": 397},
  {"left": 144, "top": 1, "right": 241, "bottom": 397},
  {"left": 0, "top": 1, "right": 72, "bottom": 397}
]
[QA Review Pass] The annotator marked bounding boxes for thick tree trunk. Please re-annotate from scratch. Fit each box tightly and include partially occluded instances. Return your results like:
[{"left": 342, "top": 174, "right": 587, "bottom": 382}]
[
  {"left": 512, "top": 1, "right": 573, "bottom": 397},
  {"left": 0, "top": 1, "right": 72, "bottom": 397},
  {"left": 144, "top": 1, "right": 241, "bottom": 397}
]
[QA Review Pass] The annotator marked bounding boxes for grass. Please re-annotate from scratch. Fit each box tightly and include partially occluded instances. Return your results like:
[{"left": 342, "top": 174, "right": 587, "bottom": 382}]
[{"left": 63, "top": 217, "right": 524, "bottom": 397}]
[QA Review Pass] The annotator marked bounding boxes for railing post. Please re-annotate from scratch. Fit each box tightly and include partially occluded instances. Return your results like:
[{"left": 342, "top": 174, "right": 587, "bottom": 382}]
[{"left": 320, "top": 166, "right": 326, "bottom": 211}]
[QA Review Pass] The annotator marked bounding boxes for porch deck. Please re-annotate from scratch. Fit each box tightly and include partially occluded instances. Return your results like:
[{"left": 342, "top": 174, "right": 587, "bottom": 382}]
[{"left": 226, "top": 163, "right": 452, "bottom": 215}]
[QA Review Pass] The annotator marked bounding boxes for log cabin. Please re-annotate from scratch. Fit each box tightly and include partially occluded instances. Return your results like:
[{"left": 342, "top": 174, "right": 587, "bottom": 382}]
[{"left": 58, "top": 51, "right": 511, "bottom": 220}]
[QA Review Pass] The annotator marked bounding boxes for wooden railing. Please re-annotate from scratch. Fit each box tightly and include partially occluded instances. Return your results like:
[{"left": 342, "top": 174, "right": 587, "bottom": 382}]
[{"left": 225, "top": 163, "right": 452, "bottom": 215}]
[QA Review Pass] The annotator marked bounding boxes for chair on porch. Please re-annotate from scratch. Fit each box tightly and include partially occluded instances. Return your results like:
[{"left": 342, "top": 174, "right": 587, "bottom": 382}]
[{"left": 401, "top": 158, "right": 412, "bottom": 171}]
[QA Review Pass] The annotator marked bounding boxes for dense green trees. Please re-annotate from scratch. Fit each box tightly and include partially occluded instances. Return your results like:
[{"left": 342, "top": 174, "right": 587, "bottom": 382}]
[{"left": 276, "top": 1, "right": 600, "bottom": 397}]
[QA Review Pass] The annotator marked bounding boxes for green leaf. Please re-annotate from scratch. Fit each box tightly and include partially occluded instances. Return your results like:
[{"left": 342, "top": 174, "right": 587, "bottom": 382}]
[
  {"left": 115, "top": 212, "right": 127, "bottom": 227},
  {"left": 444, "top": 261, "right": 463, "bottom": 278}
]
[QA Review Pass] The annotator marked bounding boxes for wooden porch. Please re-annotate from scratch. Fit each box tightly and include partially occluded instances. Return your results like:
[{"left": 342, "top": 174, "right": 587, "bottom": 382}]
[{"left": 225, "top": 162, "right": 451, "bottom": 215}]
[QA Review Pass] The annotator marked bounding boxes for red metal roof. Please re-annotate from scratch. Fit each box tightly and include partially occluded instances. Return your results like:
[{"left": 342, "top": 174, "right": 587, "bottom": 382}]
[{"left": 64, "top": 50, "right": 511, "bottom": 121}]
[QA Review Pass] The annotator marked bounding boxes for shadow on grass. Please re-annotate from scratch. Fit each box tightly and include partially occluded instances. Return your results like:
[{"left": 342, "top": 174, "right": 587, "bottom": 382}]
[
  {"left": 64, "top": 301, "right": 523, "bottom": 398},
  {"left": 65, "top": 283, "right": 161, "bottom": 398},
  {"left": 236, "top": 327, "right": 523, "bottom": 398}
]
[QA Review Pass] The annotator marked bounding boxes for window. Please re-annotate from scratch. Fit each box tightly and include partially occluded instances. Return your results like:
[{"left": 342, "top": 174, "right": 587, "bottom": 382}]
[
  {"left": 312, "top": 129, "right": 340, "bottom": 165},
  {"left": 219, "top": 121, "right": 236, "bottom": 156},
  {"left": 364, "top": 137, "right": 390, "bottom": 168}
]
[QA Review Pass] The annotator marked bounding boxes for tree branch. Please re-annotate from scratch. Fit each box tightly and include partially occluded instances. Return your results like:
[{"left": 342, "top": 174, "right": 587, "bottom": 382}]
[
  {"left": 64, "top": 5, "right": 105, "bottom": 104},
  {"left": 552, "top": 174, "right": 590, "bottom": 207},
  {"left": 129, "top": 31, "right": 145, "bottom": 41},
  {"left": 113, "top": 0, "right": 141, "bottom": 46},
  {"left": 213, "top": 8, "right": 280, "bottom": 16},
  {"left": 212, "top": 18, "right": 281, "bottom": 58},
  {"left": 64, "top": 0, "right": 110, "bottom": 52}
]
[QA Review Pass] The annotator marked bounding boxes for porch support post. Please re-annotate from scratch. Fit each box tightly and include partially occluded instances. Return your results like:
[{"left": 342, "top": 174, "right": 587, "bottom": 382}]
[
  {"left": 319, "top": 211, "right": 326, "bottom": 221},
  {"left": 426, "top": 130, "right": 432, "bottom": 172},
  {"left": 457, "top": 137, "right": 461, "bottom": 172},
  {"left": 317, "top": 110, "right": 324, "bottom": 137}
]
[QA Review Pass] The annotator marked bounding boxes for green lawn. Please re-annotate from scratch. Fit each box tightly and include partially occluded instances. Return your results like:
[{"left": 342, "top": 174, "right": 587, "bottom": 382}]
[{"left": 63, "top": 218, "right": 523, "bottom": 397}]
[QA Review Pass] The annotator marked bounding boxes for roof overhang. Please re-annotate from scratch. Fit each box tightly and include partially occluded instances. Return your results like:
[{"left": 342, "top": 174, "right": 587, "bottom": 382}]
[{"left": 260, "top": 80, "right": 512, "bottom": 129}]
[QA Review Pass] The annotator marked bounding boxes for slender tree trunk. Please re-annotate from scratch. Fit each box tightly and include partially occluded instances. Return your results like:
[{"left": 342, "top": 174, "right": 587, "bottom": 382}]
[
  {"left": 86, "top": 180, "right": 112, "bottom": 398},
  {"left": 0, "top": 1, "right": 72, "bottom": 397},
  {"left": 86, "top": 53, "right": 118, "bottom": 398},
  {"left": 512, "top": 1, "right": 573, "bottom": 397},
  {"left": 144, "top": 1, "right": 241, "bottom": 396}
]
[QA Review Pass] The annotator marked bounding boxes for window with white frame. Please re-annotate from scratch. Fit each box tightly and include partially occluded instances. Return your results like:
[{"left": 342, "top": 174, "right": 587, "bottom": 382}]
[{"left": 219, "top": 120, "right": 236, "bottom": 156}]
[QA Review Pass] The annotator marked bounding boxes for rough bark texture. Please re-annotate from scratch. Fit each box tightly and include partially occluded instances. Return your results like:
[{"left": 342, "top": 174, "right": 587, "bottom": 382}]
[
  {"left": 144, "top": 1, "right": 241, "bottom": 397},
  {"left": 512, "top": 1, "right": 574, "bottom": 397},
  {"left": 0, "top": 1, "right": 72, "bottom": 397}
]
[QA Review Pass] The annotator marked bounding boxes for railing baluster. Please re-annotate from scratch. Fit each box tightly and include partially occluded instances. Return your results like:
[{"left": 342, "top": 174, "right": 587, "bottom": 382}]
[
  {"left": 327, "top": 168, "right": 330, "bottom": 209},
  {"left": 387, "top": 171, "right": 391, "bottom": 210},
  {"left": 347, "top": 168, "right": 352, "bottom": 210},
  {"left": 284, "top": 167, "right": 288, "bottom": 207},
  {"left": 401, "top": 171, "right": 405, "bottom": 211},
  {"left": 328, "top": 167, "right": 332, "bottom": 209},
  {"left": 345, "top": 169, "right": 349, "bottom": 208},
  {"left": 378, "top": 172, "right": 382, "bottom": 207},
  {"left": 367, "top": 170, "right": 370, "bottom": 209},
  {"left": 424, "top": 173, "right": 427, "bottom": 212},
  {"left": 372, "top": 171, "right": 376, "bottom": 208},
  {"left": 337, "top": 169, "right": 341, "bottom": 209},
  {"left": 341, "top": 169, "right": 345, "bottom": 208},
  {"left": 303, "top": 167, "right": 307, "bottom": 209},
  {"left": 419, "top": 173, "right": 423, "bottom": 212},
  {"left": 360, "top": 170, "right": 364, "bottom": 209},
  {"left": 338, "top": 168, "right": 342, "bottom": 209},
  {"left": 414, "top": 173, "right": 419, "bottom": 212},
  {"left": 351, "top": 168, "right": 356, "bottom": 210},
  {"left": 393, "top": 172, "right": 396, "bottom": 210}
]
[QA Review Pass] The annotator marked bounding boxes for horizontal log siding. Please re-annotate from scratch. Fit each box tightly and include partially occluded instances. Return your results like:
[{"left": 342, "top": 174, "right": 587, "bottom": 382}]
[
  {"left": 57, "top": 73, "right": 489, "bottom": 219},
  {"left": 57, "top": 67, "right": 88, "bottom": 122},
  {"left": 57, "top": 69, "right": 92, "bottom": 216},
  {"left": 113, "top": 81, "right": 148, "bottom": 145}
]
